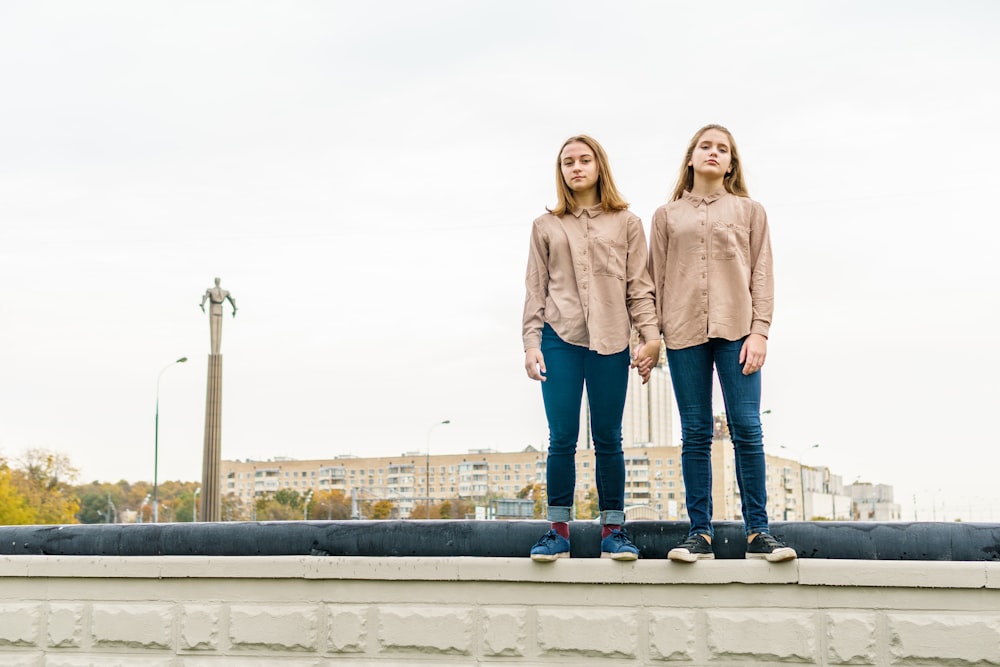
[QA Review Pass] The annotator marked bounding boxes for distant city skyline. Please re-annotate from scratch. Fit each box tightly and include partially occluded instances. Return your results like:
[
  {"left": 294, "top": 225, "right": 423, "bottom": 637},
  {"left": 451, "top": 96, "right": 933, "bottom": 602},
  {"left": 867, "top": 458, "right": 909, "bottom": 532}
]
[{"left": 218, "top": 438, "right": 902, "bottom": 524}]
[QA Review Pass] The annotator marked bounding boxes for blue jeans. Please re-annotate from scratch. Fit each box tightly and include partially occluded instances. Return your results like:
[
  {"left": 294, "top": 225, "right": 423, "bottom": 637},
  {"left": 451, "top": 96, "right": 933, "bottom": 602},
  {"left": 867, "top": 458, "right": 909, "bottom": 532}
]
[
  {"left": 666, "top": 337, "right": 769, "bottom": 537},
  {"left": 539, "top": 324, "right": 628, "bottom": 525}
]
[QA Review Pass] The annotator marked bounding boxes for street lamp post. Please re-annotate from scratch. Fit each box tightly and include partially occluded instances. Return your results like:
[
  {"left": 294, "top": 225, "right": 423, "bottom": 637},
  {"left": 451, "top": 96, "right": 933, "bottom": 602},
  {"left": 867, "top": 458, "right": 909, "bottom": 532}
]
[
  {"left": 426, "top": 419, "right": 451, "bottom": 519},
  {"left": 304, "top": 489, "right": 314, "bottom": 520},
  {"left": 782, "top": 444, "right": 819, "bottom": 520},
  {"left": 193, "top": 488, "right": 200, "bottom": 522},
  {"left": 154, "top": 357, "right": 188, "bottom": 523}
]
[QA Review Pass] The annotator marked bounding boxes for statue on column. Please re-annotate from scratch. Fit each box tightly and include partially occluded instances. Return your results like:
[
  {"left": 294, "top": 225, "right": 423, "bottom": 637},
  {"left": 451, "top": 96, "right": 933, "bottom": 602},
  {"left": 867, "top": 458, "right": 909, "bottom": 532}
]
[{"left": 200, "top": 277, "right": 237, "bottom": 355}]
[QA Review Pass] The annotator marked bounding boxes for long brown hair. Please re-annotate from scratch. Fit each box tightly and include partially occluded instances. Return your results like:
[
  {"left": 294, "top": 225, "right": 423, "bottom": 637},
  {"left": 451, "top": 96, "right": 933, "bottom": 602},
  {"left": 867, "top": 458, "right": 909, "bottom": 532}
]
[
  {"left": 669, "top": 124, "right": 750, "bottom": 202},
  {"left": 549, "top": 135, "right": 629, "bottom": 216}
]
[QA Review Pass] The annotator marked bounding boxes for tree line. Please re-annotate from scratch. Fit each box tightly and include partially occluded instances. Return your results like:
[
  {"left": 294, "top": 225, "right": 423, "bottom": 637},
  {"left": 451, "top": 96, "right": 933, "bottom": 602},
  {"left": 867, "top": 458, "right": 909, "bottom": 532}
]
[{"left": 1, "top": 449, "right": 603, "bottom": 525}]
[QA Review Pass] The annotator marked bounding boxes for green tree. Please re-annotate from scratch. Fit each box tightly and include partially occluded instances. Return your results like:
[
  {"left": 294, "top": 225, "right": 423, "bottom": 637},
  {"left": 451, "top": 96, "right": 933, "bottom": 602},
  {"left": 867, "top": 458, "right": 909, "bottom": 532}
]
[
  {"left": 273, "top": 488, "right": 304, "bottom": 511},
  {"left": 75, "top": 482, "right": 123, "bottom": 524},
  {"left": 254, "top": 489, "right": 305, "bottom": 521}
]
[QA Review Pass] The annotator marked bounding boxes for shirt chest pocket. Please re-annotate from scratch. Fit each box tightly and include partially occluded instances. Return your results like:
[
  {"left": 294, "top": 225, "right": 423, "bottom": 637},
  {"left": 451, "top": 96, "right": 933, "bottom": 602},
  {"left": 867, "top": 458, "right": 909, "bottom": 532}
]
[
  {"left": 711, "top": 221, "right": 738, "bottom": 260},
  {"left": 592, "top": 236, "right": 625, "bottom": 279}
]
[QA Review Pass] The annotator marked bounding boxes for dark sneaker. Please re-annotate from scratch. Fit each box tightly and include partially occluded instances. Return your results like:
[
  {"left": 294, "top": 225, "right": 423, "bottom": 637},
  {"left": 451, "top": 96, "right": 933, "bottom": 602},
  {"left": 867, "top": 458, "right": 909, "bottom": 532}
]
[
  {"left": 667, "top": 533, "right": 715, "bottom": 563},
  {"left": 746, "top": 533, "right": 797, "bottom": 562},
  {"left": 600, "top": 528, "right": 639, "bottom": 561},
  {"left": 530, "top": 529, "right": 571, "bottom": 562}
]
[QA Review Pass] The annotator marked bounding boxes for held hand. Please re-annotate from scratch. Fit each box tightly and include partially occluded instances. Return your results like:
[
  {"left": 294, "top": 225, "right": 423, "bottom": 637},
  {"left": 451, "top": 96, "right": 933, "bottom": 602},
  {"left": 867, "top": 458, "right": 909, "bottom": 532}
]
[
  {"left": 232, "top": 308, "right": 238, "bottom": 318},
  {"left": 630, "top": 340, "right": 661, "bottom": 385},
  {"left": 525, "top": 348, "right": 546, "bottom": 382},
  {"left": 200, "top": 304, "right": 205, "bottom": 312},
  {"left": 740, "top": 333, "right": 768, "bottom": 375}
]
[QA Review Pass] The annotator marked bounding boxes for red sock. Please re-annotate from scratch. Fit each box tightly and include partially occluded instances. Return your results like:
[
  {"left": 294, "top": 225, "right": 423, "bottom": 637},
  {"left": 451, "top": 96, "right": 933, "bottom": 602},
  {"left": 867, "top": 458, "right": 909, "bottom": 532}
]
[
  {"left": 552, "top": 522, "right": 570, "bottom": 539},
  {"left": 602, "top": 524, "right": 621, "bottom": 538}
]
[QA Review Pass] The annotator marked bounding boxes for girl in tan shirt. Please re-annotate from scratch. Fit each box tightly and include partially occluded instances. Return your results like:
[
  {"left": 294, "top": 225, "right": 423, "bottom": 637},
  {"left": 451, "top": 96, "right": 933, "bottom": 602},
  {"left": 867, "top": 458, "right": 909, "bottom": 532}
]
[
  {"left": 522, "top": 135, "right": 661, "bottom": 561},
  {"left": 648, "top": 124, "right": 796, "bottom": 563}
]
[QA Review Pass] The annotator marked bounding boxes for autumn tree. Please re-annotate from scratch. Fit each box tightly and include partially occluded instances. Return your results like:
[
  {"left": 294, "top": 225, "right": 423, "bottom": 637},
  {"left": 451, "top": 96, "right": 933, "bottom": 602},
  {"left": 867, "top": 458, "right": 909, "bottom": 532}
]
[
  {"left": 10, "top": 449, "right": 80, "bottom": 524},
  {"left": 221, "top": 493, "right": 251, "bottom": 521},
  {"left": 0, "top": 462, "right": 33, "bottom": 525},
  {"left": 517, "top": 483, "right": 546, "bottom": 518},
  {"left": 581, "top": 487, "right": 599, "bottom": 519},
  {"left": 309, "top": 489, "right": 351, "bottom": 520},
  {"left": 370, "top": 499, "right": 394, "bottom": 519},
  {"left": 155, "top": 480, "right": 200, "bottom": 522}
]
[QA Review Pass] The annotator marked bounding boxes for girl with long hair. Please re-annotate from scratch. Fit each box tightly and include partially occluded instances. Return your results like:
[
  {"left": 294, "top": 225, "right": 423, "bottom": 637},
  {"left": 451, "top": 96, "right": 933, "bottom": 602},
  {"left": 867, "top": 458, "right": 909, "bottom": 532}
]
[
  {"left": 649, "top": 124, "right": 796, "bottom": 563},
  {"left": 522, "top": 135, "right": 661, "bottom": 561}
]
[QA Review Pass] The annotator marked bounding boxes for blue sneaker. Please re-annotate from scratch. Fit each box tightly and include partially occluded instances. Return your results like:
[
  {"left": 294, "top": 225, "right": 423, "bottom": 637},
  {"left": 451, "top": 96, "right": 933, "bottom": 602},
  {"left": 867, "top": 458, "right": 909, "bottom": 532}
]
[
  {"left": 600, "top": 528, "right": 639, "bottom": 561},
  {"left": 530, "top": 529, "right": 570, "bottom": 562}
]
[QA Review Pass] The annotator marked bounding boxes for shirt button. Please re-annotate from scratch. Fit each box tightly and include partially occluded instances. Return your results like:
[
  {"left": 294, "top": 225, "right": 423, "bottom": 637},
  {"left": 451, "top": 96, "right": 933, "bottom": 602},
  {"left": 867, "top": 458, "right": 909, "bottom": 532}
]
[
  {"left": 700, "top": 239, "right": 704, "bottom": 243},
  {"left": 701, "top": 256, "right": 706, "bottom": 260}
]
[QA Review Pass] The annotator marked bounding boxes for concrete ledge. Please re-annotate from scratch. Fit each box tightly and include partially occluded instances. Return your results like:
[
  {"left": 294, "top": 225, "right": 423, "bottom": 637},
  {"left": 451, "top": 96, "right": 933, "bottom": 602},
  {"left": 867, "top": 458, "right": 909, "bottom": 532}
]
[
  {"left": 3, "top": 555, "right": 999, "bottom": 588},
  {"left": 3, "top": 555, "right": 1000, "bottom": 664}
]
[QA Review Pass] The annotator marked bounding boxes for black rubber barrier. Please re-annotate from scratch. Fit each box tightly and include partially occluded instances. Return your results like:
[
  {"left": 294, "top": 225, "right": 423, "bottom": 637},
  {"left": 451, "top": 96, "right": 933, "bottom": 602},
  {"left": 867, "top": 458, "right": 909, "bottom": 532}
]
[{"left": 0, "top": 521, "right": 997, "bottom": 560}]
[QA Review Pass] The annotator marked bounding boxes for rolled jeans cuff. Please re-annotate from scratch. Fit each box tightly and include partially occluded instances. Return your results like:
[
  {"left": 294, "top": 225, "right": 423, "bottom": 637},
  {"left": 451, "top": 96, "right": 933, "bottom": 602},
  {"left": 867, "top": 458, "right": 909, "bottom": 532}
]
[
  {"left": 600, "top": 509, "right": 625, "bottom": 525},
  {"left": 546, "top": 506, "right": 572, "bottom": 523}
]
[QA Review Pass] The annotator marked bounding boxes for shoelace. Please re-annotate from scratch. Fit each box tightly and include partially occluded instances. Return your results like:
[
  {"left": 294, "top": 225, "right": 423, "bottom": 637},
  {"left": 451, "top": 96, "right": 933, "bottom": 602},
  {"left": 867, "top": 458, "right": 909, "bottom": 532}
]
[
  {"left": 756, "top": 534, "right": 781, "bottom": 549},
  {"left": 679, "top": 535, "right": 705, "bottom": 550},
  {"left": 608, "top": 529, "right": 632, "bottom": 544},
  {"left": 536, "top": 530, "right": 561, "bottom": 546}
]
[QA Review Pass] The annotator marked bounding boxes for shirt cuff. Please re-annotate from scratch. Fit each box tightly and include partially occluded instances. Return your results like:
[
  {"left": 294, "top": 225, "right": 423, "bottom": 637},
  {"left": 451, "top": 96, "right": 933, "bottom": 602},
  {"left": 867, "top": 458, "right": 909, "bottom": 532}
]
[{"left": 639, "top": 327, "right": 661, "bottom": 346}]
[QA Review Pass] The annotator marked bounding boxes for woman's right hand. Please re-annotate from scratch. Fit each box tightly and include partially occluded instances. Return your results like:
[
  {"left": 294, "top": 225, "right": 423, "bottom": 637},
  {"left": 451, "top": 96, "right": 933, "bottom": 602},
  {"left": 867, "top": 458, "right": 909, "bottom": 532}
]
[
  {"left": 525, "top": 348, "right": 546, "bottom": 381},
  {"left": 631, "top": 340, "right": 661, "bottom": 384}
]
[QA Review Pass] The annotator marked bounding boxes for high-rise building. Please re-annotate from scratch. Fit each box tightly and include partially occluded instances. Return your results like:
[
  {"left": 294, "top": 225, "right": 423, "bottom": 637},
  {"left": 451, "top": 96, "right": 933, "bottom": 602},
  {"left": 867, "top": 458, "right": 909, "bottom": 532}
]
[{"left": 579, "top": 351, "right": 674, "bottom": 451}]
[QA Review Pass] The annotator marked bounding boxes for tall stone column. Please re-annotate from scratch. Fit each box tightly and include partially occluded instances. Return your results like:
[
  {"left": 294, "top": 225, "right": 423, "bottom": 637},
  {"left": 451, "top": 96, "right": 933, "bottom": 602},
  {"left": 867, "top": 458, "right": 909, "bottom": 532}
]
[
  {"left": 199, "top": 277, "right": 237, "bottom": 522},
  {"left": 201, "top": 354, "right": 223, "bottom": 522}
]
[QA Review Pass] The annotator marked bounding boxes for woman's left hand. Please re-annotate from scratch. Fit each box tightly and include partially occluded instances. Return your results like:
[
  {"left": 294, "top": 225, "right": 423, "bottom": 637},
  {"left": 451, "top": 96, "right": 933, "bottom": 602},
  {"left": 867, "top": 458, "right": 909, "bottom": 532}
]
[{"left": 739, "top": 333, "right": 767, "bottom": 375}]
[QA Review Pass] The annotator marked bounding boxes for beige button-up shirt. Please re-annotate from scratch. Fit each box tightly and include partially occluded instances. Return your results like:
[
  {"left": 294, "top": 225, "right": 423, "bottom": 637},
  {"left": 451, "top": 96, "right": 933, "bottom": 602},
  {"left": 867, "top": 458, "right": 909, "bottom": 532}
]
[
  {"left": 648, "top": 190, "right": 773, "bottom": 350},
  {"left": 522, "top": 205, "right": 659, "bottom": 355}
]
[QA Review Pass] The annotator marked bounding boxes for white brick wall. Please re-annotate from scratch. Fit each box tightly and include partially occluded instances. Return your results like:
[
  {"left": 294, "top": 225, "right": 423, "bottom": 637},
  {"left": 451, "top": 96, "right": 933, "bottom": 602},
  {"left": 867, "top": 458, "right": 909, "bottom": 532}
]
[{"left": 1, "top": 555, "right": 998, "bottom": 665}]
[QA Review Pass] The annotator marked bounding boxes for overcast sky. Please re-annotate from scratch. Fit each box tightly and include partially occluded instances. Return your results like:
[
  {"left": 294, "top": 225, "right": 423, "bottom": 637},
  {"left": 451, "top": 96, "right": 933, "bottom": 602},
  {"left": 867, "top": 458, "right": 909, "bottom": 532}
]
[{"left": 1, "top": 1, "right": 997, "bottom": 522}]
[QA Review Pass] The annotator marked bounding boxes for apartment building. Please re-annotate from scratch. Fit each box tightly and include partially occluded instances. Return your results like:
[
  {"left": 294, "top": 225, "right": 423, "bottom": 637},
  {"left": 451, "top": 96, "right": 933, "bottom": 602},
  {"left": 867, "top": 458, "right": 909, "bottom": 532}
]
[
  {"left": 220, "top": 356, "right": 897, "bottom": 521},
  {"left": 221, "top": 437, "right": 897, "bottom": 523}
]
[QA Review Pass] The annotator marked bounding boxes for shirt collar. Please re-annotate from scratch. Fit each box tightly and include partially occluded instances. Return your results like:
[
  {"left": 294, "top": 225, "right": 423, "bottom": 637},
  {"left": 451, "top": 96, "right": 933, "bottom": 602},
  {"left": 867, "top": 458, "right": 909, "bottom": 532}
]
[
  {"left": 570, "top": 202, "right": 604, "bottom": 218},
  {"left": 680, "top": 189, "right": 727, "bottom": 207}
]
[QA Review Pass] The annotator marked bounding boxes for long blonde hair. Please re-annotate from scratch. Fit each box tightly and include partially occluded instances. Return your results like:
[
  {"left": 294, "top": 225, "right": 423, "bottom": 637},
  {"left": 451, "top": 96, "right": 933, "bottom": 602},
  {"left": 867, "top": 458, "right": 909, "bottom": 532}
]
[
  {"left": 549, "top": 135, "right": 629, "bottom": 216},
  {"left": 669, "top": 124, "right": 750, "bottom": 202}
]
